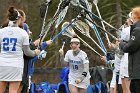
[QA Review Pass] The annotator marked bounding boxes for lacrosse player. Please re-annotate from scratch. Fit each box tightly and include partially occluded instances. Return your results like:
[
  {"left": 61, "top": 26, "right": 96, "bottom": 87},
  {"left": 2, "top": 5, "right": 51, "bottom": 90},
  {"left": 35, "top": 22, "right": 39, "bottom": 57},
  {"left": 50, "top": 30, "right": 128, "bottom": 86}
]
[{"left": 59, "top": 36, "right": 90, "bottom": 93}]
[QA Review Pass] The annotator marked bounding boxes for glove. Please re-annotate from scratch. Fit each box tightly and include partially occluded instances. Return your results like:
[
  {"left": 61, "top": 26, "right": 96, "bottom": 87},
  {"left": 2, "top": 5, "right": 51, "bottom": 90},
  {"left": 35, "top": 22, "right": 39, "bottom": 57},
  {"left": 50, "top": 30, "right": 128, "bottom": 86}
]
[{"left": 38, "top": 50, "right": 47, "bottom": 59}]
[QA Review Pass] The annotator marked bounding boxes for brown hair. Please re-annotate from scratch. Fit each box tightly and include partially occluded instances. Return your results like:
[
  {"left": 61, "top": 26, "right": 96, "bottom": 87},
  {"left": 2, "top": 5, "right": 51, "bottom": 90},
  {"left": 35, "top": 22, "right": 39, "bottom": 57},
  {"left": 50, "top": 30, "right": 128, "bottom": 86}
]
[
  {"left": 18, "top": 9, "right": 25, "bottom": 17},
  {"left": 8, "top": 6, "right": 19, "bottom": 21},
  {"left": 1, "top": 6, "right": 18, "bottom": 28},
  {"left": 72, "top": 35, "right": 78, "bottom": 38}
]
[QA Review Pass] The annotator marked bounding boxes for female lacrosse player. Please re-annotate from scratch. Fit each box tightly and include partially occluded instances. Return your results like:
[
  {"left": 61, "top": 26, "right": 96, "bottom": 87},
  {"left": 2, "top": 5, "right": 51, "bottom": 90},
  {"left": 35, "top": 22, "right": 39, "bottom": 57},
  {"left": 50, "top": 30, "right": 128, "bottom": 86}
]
[
  {"left": 59, "top": 36, "right": 90, "bottom": 93},
  {"left": 0, "top": 6, "right": 40, "bottom": 93},
  {"left": 16, "top": 9, "right": 53, "bottom": 93},
  {"left": 119, "top": 13, "right": 133, "bottom": 93},
  {"left": 101, "top": 42, "right": 122, "bottom": 93}
]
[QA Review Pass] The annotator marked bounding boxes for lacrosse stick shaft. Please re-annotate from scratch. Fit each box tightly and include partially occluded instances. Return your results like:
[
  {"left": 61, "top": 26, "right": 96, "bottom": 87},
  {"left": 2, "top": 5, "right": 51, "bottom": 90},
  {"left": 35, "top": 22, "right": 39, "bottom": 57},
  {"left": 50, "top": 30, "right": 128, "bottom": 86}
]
[
  {"left": 89, "top": 36, "right": 106, "bottom": 54},
  {"left": 38, "top": 0, "right": 70, "bottom": 49},
  {"left": 61, "top": 42, "right": 65, "bottom": 49},
  {"left": 38, "top": 17, "right": 57, "bottom": 49},
  {"left": 94, "top": 3, "right": 110, "bottom": 45},
  {"left": 77, "top": 35, "right": 101, "bottom": 57},
  {"left": 61, "top": 21, "right": 101, "bottom": 57},
  {"left": 52, "top": 15, "right": 81, "bottom": 41},
  {"left": 51, "top": 6, "right": 69, "bottom": 38},
  {"left": 79, "top": 4, "right": 118, "bottom": 31},
  {"left": 41, "top": 5, "right": 49, "bottom": 35},
  {"left": 84, "top": 16, "right": 118, "bottom": 40},
  {"left": 28, "top": 76, "right": 31, "bottom": 90},
  {"left": 92, "top": 24, "right": 107, "bottom": 53},
  {"left": 72, "top": 21, "right": 106, "bottom": 54},
  {"left": 85, "top": 13, "right": 107, "bottom": 54}
]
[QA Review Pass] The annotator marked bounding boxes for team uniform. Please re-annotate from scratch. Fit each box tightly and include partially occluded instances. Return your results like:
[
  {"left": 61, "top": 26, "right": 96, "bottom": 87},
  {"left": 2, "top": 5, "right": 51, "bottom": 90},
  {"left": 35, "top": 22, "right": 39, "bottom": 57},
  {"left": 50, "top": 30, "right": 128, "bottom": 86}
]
[
  {"left": 0, "top": 26, "right": 29, "bottom": 81},
  {"left": 64, "top": 50, "right": 90, "bottom": 89},
  {"left": 120, "top": 26, "right": 130, "bottom": 78},
  {"left": 109, "top": 54, "right": 121, "bottom": 88}
]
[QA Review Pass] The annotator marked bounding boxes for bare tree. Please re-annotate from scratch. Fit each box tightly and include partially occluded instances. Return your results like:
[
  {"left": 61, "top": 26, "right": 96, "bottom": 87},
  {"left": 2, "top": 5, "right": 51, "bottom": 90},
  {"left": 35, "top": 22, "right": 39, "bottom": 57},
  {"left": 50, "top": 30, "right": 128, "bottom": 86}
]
[{"left": 116, "top": 0, "right": 122, "bottom": 28}]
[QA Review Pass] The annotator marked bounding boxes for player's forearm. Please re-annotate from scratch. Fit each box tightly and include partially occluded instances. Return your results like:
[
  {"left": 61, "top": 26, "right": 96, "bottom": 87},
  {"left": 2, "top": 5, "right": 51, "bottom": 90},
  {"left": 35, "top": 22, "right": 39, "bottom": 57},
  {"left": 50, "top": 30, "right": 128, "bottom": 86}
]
[
  {"left": 60, "top": 55, "right": 68, "bottom": 67},
  {"left": 23, "top": 45, "right": 37, "bottom": 57},
  {"left": 78, "top": 63, "right": 89, "bottom": 81}
]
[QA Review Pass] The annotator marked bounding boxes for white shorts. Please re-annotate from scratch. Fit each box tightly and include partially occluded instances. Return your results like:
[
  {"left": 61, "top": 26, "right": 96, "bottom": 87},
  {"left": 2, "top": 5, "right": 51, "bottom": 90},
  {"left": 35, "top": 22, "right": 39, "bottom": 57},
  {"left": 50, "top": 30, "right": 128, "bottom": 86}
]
[
  {"left": 0, "top": 66, "right": 23, "bottom": 81},
  {"left": 68, "top": 75, "right": 90, "bottom": 89},
  {"left": 110, "top": 71, "right": 122, "bottom": 87},
  {"left": 120, "top": 61, "right": 129, "bottom": 78},
  {"left": 110, "top": 71, "right": 116, "bottom": 88}
]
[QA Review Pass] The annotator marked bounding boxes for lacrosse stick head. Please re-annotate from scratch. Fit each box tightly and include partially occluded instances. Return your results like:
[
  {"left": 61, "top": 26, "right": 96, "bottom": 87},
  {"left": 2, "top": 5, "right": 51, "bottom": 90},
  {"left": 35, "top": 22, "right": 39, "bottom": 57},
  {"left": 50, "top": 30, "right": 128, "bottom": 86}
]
[
  {"left": 73, "top": 20, "right": 90, "bottom": 37},
  {"left": 55, "top": 6, "right": 69, "bottom": 28},
  {"left": 79, "top": 0, "right": 88, "bottom": 9},
  {"left": 46, "top": 0, "right": 51, "bottom": 2},
  {"left": 40, "top": 0, "right": 52, "bottom": 18},
  {"left": 61, "top": 22, "right": 76, "bottom": 38},
  {"left": 40, "top": 3, "right": 48, "bottom": 18},
  {"left": 70, "top": 0, "right": 80, "bottom": 6},
  {"left": 59, "top": 0, "right": 71, "bottom": 10},
  {"left": 93, "top": 0, "right": 98, "bottom": 5}
]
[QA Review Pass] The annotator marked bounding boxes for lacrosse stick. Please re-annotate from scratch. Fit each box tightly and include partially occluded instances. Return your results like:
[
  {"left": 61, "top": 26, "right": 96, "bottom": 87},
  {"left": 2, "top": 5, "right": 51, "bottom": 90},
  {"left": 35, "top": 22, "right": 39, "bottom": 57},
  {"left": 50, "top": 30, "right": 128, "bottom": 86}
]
[
  {"left": 80, "top": 13, "right": 118, "bottom": 40},
  {"left": 79, "top": 1, "right": 107, "bottom": 53},
  {"left": 85, "top": 17, "right": 107, "bottom": 53},
  {"left": 81, "top": 3, "right": 107, "bottom": 54},
  {"left": 40, "top": 0, "right": 52, "bottom": 40},
  {"left": 52, "top": 13, "right": 81, "bottom": 41},
  {"left": 70, "top": 0, "right": 118, "bottom": 31},
  {"left": 50, "top": 5, "right": 69, "bottom": 39},
  {"left": 70, "top": 2, "right": 118, "bottom": 41},
  {"left": 93, "top": 0, "right": 110, "bottom": 45},
  {"left": 72, "top": 20, "right": 106, "bottom": 54},
  {"left": 71, "top": 0, "right": 107, "bottom": 54},
  {"left": 61, "top": 41, "right": 66, "bottom": 50},
  {"left": 62, "top": 22, "right": 102, "bottom": 57},
  {"left": 38, "top": 0, "right": 71, "bottom": 49},
  {"left": 40, "top": 0, "right": 52, "bottom": 18}
]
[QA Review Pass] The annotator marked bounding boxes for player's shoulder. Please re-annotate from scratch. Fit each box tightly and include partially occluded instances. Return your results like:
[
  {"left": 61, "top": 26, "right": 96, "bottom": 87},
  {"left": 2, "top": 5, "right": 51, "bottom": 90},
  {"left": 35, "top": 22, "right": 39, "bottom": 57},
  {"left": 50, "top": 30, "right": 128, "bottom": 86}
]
[
  {"left": 66, "top": 50, "right": 73, "bottom": 54},
  {"left": 0, "top": 28, "right": 2, "bottom": 34},
  {"left": 0, "top": 27, "right": 8, "bottom": 30},
  {"left": 79, "top": 50, "right": 87, "bottom": 55},
  {"left": 18, "top": 27, "right": 27, "bottom": 32},
  {"left": 0, "top": 27, "right": 9, "bottom": 33},
  {"left": 17, "top": 27, "right": 28, "bottom": 35}
]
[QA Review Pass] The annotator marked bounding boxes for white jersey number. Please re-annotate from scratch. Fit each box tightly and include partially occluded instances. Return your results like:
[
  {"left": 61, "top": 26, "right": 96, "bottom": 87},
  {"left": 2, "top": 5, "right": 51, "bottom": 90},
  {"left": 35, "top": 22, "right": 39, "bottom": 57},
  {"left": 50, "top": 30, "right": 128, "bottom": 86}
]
[{"left": 3, "top": 38, "right": 17, "bottom": 51}]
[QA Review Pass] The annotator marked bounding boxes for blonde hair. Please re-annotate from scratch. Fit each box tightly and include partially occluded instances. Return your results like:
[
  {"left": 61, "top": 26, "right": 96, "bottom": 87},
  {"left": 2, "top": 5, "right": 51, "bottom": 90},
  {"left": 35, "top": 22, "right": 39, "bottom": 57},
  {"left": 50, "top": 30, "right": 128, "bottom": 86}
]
[{"left": 132, "top": 6, "right": 140, "bottom": 20}]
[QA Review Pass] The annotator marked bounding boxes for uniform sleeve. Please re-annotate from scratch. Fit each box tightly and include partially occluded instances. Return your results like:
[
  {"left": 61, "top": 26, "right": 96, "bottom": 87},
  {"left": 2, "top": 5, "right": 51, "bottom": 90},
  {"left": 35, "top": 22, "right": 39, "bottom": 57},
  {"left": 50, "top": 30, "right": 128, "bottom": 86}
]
[
  {"left": 64, "top": 51, "right": 70, "bottom": 62},
  {"left": 22, "top": 31, "right": 30, "bottom": 45},
  {"left": 120, "top": 27, "right": 130, "bottom": 41},
  {"left": 81, "top": 52, "right": 89, "bottom": 64},
  {"left": 119, "top": 27, "right": 140, "bottom": 53},
  {"left": 23, "top": 45, "right": 36, "bottom": 57}
]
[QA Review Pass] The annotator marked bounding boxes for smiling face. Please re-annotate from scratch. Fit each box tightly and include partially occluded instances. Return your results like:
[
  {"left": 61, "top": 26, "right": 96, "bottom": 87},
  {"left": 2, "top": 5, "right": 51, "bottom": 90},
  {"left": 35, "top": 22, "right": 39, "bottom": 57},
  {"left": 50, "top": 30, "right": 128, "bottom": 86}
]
[{"left": 70, "top": 38, "right": 80, "bottom": 51}]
